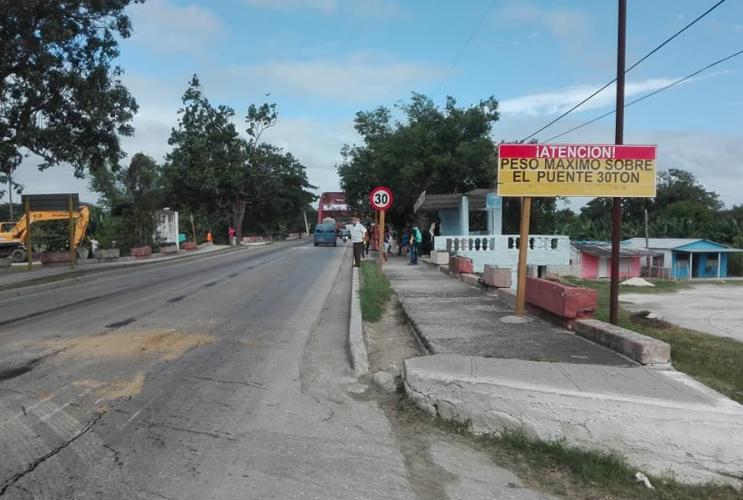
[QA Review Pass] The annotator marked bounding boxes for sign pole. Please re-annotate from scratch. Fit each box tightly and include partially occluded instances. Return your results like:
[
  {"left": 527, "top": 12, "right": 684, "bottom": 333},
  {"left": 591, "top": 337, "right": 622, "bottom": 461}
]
[
  {"left": 25, "top": 197, "right": 31, "bottom": 271},
  {"left": 515, "top": 197, "right": 532, "bottom": 316},
  {"left": 610, "top": 0, "right": 627, "bottom": 325},
  {"left": 68, "top": 194, "right": 76, "bottom": 269},
  {"left": 378, "top": 209, "right": 385, "bottom": 269}
]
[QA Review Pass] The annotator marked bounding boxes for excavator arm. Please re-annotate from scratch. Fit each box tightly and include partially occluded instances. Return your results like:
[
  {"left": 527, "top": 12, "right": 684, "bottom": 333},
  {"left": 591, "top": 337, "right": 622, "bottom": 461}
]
[{"left": 0, "top": 206, "right": 91, "bottom": 248}]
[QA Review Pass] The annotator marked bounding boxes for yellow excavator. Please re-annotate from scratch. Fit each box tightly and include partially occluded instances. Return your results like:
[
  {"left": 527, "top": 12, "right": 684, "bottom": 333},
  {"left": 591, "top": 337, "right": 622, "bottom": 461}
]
[{"left": 0, "top": 206, "right": 91, "bottom": 262}]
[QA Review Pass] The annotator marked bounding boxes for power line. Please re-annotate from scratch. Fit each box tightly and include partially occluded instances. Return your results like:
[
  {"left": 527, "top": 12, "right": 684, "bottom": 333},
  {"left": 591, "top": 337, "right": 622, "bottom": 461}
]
[
  {"left": 520, "top": 0, "right": 727, "bottom": 142},
  {"left": 431, "top": 0, "right": 498, "bottom": 99},
  {"left": 542, "top": 48, "right": 743, "bottom": 143}
]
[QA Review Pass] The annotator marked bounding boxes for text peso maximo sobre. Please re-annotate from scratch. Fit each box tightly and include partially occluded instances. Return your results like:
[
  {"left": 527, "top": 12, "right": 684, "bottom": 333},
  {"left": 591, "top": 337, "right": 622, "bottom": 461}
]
[{"left": 497, "top": 143, "right": 657, "bottom": 198}]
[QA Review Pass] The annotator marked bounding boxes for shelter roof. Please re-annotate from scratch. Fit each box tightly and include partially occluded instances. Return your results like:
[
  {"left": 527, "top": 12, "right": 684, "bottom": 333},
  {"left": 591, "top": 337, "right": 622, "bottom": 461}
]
[{"left": 413, "top": 188, "right": 491, "bottom": 213}]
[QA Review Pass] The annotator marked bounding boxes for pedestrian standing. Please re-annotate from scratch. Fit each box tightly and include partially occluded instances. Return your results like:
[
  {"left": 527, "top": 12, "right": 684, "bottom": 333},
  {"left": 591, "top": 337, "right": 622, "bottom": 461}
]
[
  {"left": 228, "top": 226, "right": 236, "bottom": 246},
  {"left": 400, "top": 228, "right": 410, "bottom": 256},
  {"left": 349, "top": 217, "right": 367, "bottom": 268},
  {"left": 409, "top": 224, "right": 422, "bottom": 265}
]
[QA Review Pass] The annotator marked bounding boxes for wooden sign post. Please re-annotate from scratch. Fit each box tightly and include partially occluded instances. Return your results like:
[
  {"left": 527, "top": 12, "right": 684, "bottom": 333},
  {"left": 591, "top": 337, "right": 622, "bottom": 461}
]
[{"left": 369, "top": 186, "right": 394, "bottom": 270}]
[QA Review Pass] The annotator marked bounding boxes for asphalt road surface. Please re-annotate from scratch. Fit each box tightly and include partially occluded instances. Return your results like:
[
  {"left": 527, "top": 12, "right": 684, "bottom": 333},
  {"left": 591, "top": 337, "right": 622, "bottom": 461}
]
[{"left": 0, "top": 240, "right": 550, "bottom": 500}]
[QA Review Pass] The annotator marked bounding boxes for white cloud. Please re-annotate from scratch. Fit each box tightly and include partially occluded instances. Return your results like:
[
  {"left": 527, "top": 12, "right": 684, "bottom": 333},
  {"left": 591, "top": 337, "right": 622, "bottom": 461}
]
[
  {"left": 259, "top": 117, "right": 358, "bottom": 196},
  {"left": 228, "top": 52, "right": 445, "bottom": 103},
  {"left": 500, "top": 77, "right": 685, "bottom": 117},
  {"left": 242, "top": 0, "right": 401, "bottom": 17},
  {"left": 243, "top": 0, "right": 337, "bottom": 14},
  {"left": 494, "top": 2, "right": 590, "bottom": 43},
  {"left": 129, "top": 0, "right": 224, "bottom": 55}
]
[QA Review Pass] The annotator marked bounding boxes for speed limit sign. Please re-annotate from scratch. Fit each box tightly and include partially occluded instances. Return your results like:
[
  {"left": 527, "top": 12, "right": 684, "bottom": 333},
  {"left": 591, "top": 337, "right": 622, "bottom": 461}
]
[{"left": 369, "top": 186, "right": 393, "bottom": 211}]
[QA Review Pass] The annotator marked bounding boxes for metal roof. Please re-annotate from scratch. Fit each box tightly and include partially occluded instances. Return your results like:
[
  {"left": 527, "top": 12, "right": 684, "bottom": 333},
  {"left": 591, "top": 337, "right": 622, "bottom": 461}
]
[
  {"left": 624, "top": 238, "right": 701, "bottom": 249},
  {"left": 624, "top": 238, "right": 743, "bottom": 252},
  {"left": 413, "top": 188, "right": 492, "bottom": 213},
  {"left": 575, "top": 242, "right": 657, "bottom": 258}
]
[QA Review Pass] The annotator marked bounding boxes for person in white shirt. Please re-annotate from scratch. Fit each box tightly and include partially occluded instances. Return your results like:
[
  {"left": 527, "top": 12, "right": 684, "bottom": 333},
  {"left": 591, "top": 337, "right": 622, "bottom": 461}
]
[{"left": 349, "top": 217, "right": 367, "bottom": 267}]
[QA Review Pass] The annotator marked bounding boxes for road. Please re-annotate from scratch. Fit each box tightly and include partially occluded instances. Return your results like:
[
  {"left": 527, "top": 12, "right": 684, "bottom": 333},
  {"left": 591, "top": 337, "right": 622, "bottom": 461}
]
[
  {"left": 621, "top": 283, "right": 743, "bottom": 342},
  {"left": 0, "top": 240, "right": 550, "bottom": 500}
]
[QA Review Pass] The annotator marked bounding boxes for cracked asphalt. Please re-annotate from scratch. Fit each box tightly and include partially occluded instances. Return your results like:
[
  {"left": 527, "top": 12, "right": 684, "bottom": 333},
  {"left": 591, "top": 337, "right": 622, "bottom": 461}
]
[{"left": 0, "top": 240, "right": 552, "bottom": 499}]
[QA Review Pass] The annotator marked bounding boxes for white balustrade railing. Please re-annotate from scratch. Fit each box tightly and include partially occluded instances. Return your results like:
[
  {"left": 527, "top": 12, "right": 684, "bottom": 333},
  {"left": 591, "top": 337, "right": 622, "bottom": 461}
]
[{"left": 433, "top": 234, "right": 570, "bottom": 274}]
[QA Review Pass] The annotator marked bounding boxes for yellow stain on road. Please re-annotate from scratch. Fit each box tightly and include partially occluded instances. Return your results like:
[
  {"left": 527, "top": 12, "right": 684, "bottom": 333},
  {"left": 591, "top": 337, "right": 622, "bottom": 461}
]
[{"left": 45, "top": 329, "right": 214, "bottom": 362}]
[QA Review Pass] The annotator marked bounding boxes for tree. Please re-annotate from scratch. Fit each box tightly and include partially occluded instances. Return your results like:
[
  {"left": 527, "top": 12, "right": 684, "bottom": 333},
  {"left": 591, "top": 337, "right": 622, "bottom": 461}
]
[
  {"left": 0, "top": 0, "right": 141, "bottom": 181},
  {"left": 338, "top": 93, "right": 499, "bottom": 229},
  {"left": 161, "top": 75, "right": 246, "bottom": 238},
  {"left": 236, "top": 102, "right": 279, "bottom": 239},
  {"left": 92, "top": 152, "right": 162, "bottom": 249},
  {"left": 243, "top": 144, "right": 316, "bottom": 235}
]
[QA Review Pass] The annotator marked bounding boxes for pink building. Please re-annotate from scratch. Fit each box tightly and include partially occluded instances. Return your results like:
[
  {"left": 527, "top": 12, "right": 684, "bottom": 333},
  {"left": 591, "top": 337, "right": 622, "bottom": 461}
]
[{"left": 572, "top": 242, "right": 653, "bottom": 280}]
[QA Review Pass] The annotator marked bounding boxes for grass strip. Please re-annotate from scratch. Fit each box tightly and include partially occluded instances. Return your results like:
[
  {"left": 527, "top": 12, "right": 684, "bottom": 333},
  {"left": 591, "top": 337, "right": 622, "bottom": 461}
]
[
  {"left": 359, "top": 261, "right": 392, "bottom": 322},
  {"left": 567, "top": 278, "right": 743, "bottom": 404}
]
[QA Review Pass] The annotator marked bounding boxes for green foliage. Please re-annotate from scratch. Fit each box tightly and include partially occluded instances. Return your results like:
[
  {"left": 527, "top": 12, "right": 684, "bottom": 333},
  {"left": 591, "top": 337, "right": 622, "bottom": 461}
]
[
  {"left": 338, "top": 93, "right": 499, "bottom": 229},
  {"left": 92, "top": 153, "right": 162, "bottom": 249},
  {"left": 359, "top": 261, "right": 392, "bottom": 322},
  {"left": 0, "top": 0, "right": 140, "bottom": 177},
  {"left": 159, "top": 75, "right": 315, "bottom": 241}
]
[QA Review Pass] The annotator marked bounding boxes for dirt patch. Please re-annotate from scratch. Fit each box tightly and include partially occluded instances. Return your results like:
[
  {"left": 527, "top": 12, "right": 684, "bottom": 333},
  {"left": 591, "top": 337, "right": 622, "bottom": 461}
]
[
  {"left": 363, "top": 296, "right": 422, "bottom": 374},
  {"left": 45, "top": 329, "right": 214, "bottom": 361},
  {"left": 74, "top": 372, "right": 145, "bottom": 400}
]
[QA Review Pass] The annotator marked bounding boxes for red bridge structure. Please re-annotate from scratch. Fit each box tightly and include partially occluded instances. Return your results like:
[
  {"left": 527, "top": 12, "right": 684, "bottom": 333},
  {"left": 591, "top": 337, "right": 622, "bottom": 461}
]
[{"left": 317, "top": 192, "right": 353, "bottom": 225}]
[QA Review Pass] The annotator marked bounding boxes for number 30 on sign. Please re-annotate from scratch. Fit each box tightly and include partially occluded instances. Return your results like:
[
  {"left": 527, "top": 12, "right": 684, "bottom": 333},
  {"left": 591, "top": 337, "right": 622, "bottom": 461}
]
[{"left": 369, "top": 186, "right": 393, "bottom": 211}]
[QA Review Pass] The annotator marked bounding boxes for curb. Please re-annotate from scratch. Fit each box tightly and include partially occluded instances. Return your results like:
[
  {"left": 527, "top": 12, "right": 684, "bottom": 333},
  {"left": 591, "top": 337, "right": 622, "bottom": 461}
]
[
  {"left": 0, "top": 245, "right": 252, "bottom": 300},
  {"left": 348, "top": 266, "right": 369, "bottom": 376}
]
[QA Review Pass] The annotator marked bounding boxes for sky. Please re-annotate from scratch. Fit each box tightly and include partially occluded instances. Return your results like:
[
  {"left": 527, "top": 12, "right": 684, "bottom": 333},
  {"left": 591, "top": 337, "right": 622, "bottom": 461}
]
[{"left": 5, "top": 0, "right": 743, "bottom": 212}]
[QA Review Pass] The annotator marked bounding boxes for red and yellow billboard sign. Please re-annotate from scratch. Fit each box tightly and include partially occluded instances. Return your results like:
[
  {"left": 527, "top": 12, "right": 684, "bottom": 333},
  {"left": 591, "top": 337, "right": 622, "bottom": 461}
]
[{"left": 497, "top": 144, "right": 656, "bottom": 197}]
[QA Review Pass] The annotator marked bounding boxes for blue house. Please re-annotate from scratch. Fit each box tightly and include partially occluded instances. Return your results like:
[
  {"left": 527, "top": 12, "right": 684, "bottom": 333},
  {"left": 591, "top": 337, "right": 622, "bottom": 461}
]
[{"left": 624, "top": 238, "right": 743, "bottom": 279}]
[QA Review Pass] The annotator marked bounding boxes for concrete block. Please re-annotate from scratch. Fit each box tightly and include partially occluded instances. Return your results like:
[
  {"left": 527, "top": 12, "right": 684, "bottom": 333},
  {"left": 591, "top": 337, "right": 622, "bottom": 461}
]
[
  {"left": 575, "top": 319, "right": 671, "bottom": 365},
  {"left": 460, "top": 273, "right": 480, "bottom": 287},
  {"left": 160, "top": 244, "right": 178, "bottom": 254},
  {"left": 482, "top": 265, "right": 512, "bottom": 288},
  {"left": 429, "top": 250, "right": 450, "bottom": 265},
  {"left": 130, "top": 245, "right": 153, "bottom": 258},
  {"left": 40, "top": 252, "right": 71, "bottom": 265},
  {"left": 525, "top": 277, "right": 597, "bottom": 319},
  {"left": 404, "top": 354, "right": 743, "bottom": 486},
  {"left": 449, "top": 256, "right": 474, "bottom": 275}
]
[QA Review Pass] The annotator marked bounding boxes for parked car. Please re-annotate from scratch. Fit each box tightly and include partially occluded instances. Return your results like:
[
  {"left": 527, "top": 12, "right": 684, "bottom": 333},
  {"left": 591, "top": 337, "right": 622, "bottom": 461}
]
[{"left": 314, "top": 223, "right": 337, "bottom": 247}]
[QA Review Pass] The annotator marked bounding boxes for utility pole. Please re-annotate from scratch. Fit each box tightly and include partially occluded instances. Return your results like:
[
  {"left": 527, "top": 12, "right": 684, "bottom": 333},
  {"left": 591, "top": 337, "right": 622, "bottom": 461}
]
[
  {"left": 609, "top": 0, "right": 627, "bottom": 325},
  {"left": 7, "top": 170, "right": 14, "bottom": 222}
]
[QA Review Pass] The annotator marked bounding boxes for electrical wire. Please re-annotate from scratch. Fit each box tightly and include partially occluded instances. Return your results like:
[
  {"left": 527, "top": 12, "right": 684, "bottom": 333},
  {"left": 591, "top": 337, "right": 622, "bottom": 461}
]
[
  {"left": 542, "top": 48, "right": 743, "bottom": 143},
  {"left": 431, "top": 0, "right": 498, "bottom": 99},
  {"left": 519, "top": 0, "right": 728, "bottom": 142}
]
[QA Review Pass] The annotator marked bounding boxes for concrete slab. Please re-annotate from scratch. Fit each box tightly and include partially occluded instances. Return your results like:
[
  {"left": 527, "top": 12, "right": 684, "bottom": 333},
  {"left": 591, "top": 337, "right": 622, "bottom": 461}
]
[
  {"left": 405, "top": 354, "right": 743, "bottom": 485},
  {"left": 621, "top": 284, "right": 743, "bottom": 342},
  {"left": 386, "top": 257, "right": 633, "bottom": 366}
]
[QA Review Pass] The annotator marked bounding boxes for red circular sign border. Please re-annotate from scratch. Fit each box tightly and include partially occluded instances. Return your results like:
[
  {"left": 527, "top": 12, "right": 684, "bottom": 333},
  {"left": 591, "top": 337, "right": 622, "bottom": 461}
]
[{"left": 369, "top": 186, "right": 394, "bottom": 211}]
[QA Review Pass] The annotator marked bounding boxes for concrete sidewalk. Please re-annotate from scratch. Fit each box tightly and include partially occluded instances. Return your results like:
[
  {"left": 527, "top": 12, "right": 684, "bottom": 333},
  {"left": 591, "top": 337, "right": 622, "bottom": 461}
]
[
  {"left": 385, "top": 256, "right": 632, "bottom": 365},
  {"left": 384, "top": 255, "right": 743, "bottom": 485},
  {"left": 0, "top": 244, "right": 232, "bottom": 288}
]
